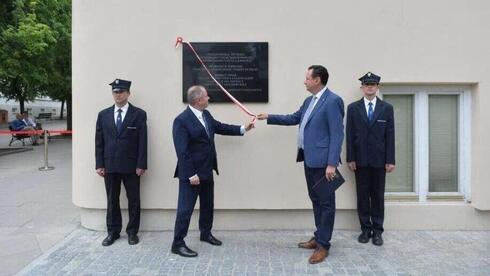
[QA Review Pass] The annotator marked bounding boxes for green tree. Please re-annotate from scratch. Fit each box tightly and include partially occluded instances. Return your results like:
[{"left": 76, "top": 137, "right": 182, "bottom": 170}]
[
  {"left": 0, "top": 0, "right": 56, "bottom": 113},
  {"left": 0, "top": 0, "right": 71, "bottom": 130},
  {"left": 38, "top": 0, "right": 71, "bottom": 128}
]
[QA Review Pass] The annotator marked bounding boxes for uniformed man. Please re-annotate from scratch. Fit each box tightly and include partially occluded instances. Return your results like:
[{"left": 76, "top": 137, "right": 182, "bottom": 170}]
[
  {"left": 95, "top": 78, "right": 148, "bottom": 246},
  {"left": 346, "top": 72, "right": 395, "bottom": 246}
]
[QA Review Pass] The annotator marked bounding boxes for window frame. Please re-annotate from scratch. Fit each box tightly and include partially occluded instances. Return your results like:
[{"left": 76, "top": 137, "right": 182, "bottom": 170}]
[{"left": 380, "top": 85, "right": 471, "bottom": 202}]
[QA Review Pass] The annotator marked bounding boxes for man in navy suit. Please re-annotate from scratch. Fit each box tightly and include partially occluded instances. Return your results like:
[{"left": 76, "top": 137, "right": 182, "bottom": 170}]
[
  {"left": 171, "top": 85, "right": 254, "bottom": 257},
  {"left": 95, "top": 78, "right": 148, "bottom": 246},
  {"left": 257, "top": 65, "right": 344, "bottom": 264},
  {"left": 346, "top": 72, "right": 395, "bottom": 246}
]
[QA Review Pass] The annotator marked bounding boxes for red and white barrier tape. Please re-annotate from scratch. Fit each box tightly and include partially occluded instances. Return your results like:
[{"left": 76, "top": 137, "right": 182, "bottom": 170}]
[
  {"left": 0, "top": 130, "right": 73, "bottom": 135},
  {"left": 175, "top": 36, "right": 257, "bottom": 123}
]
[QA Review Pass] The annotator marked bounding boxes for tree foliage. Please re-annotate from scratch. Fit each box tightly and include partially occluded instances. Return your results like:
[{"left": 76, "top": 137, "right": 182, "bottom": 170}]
[{"left": 0, "top": 0, "right": 71, "bottom": 129}]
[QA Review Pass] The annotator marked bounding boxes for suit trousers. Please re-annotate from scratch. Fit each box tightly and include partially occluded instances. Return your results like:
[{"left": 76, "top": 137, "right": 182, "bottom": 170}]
[
  {"left": 355, "top": 166, "right": 386, "bottom": 234},
  {"left": 304, "top": 164, "right": 336, "bottom": 250},
  {"left": 173, "top": 178, "right": 214, "bottom": 246},
  {"left": 104, "top": 173, "right": 141, "bottom": 235}
]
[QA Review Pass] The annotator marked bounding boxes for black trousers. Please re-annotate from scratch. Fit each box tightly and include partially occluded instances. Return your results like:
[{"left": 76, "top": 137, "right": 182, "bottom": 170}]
[
  {"left": 173, "top": 178, "right": 214, "bottom": 246},
  {"left": 104, "top": 173, "right": 141, "bottom": 235},
  {"left": 304, "top": 164, "right": 336, "bottom": 250},
  {"left": 355, "top": 166, "right": 386, "bottom": 234}
]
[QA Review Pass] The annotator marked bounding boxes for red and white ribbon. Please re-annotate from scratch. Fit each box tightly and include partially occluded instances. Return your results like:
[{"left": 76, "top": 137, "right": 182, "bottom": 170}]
[{"left": 175, "top": 36, "right": 257, "bottom": 122}]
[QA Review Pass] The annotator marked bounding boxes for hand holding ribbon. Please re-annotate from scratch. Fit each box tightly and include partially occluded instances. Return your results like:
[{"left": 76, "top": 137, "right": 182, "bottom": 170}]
[{"left": 175, "top": 36, "right": 257, "bottom": 123}]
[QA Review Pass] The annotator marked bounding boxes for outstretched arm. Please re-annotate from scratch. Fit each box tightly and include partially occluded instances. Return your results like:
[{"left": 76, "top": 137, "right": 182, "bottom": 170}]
[{"left": 257, "top": 98, "right": 307, "bottom": 126}]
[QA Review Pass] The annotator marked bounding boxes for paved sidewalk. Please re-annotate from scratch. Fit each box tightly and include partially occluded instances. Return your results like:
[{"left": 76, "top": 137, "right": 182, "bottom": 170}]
[
  {"left": 0, "top": 120, "right": 78, "bottom": 276},
  {"left": 18, "top": 228, "right": 490, "bottom": 275}
]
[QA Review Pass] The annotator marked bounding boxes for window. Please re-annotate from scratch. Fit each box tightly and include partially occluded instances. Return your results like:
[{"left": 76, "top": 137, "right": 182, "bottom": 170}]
[
  {"left": 383, "top": 95, "right": 414, "bottom": 193},
  {"left": 428, "top": 95, "right": 458, "bottom": 192},
  {"left": 381, "top": 85, "right": 471, "bottom": 202}
]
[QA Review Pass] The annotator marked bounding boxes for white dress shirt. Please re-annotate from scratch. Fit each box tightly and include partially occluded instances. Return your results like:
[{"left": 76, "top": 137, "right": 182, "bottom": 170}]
[
  {"left": 23, "top": 118, "right": 36, "bottom": 127},
  {"left": 114, "top": 103, "right": 129, "bottom": 124},
  {"left": 363, "top": 97, "right": 377, "bottom": 115},
  {"left": 311, "top": 86, "right": 327, "bottom": 108},
  {"left": 189, "top": 105, "right": 207, "bottom": 129}
]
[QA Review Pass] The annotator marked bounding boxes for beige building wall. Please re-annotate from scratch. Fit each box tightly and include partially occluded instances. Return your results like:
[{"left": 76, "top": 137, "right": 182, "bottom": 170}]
[{"left": 73, "top": 0, "right": 490, "bottom": 230}]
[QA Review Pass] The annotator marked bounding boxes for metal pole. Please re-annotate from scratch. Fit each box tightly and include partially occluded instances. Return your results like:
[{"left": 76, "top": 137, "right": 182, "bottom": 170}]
[{"left": 39, "top": 130, "right": 54, "bottom": 171}]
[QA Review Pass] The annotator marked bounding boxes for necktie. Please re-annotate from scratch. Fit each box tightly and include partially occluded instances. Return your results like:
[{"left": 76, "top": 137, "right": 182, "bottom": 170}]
[
  {"left": 297, "top": 96, "right": 317, "bottom": 149},
  {"left": 368, "top": 102, "right": 374, "bottom": 122},
  {"left": 116, "top": 109, "right": 123, "bottom": 132},
  {"left": 201, "top": 114, "right": 210, "bottom": 137}
]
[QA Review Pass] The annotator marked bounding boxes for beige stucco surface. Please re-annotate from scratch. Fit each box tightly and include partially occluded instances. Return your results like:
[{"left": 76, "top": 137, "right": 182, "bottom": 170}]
[{"left": 72, "top": 0, "right": 490, "bottom": 222}]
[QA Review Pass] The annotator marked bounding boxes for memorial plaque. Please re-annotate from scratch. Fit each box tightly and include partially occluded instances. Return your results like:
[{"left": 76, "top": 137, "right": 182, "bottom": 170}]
[{"left": 182, "top": 42, "right": 268, "bottom": 103}]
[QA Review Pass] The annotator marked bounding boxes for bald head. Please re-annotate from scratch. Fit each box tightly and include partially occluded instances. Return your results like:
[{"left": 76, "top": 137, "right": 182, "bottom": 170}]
[
  {"left": 187, "top": 85, "right": 206, "bottom": 104},
  {"left": 187, "top": 85, "right": 210, "bottom": 110}
]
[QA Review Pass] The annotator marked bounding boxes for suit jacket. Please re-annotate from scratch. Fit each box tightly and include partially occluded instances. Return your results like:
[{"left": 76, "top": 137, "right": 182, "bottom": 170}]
[
  {"left": 95, "top": 103, "right": 148, "bottom": 173},
  {"left": 267, "top": 88, "right": 345, "bottom": 168},
  {"left": 346, "top": 97, "right": 395, "bottom": 168},
  {"left": 173, "top": 107, "right": 243, "bottom": 182}
]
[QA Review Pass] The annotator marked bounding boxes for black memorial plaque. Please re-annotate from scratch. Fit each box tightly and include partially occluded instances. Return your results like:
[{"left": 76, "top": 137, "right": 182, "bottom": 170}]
[{"left": 182, "top": 42, "right": 268, "bottom": 103}]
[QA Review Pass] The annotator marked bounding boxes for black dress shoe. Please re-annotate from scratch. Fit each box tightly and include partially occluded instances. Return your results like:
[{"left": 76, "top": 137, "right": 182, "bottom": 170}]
[
  {"left": 200, "top": 234, "right": 222, "bottom": 246},
  {"left": 358, "top": 231, "right": 371, "bottom": 243},
  {"left": 128, "top": 234, "right": 139, "bottom": 245},
  {"left": 171, "top": 244, "right": 198, "bottom": 257},
  {"left": 102, "top": 233, "right": 120, "bottom": 246},
  {"left": 372, "top": 233, "right": 383, "bottom": 246}
]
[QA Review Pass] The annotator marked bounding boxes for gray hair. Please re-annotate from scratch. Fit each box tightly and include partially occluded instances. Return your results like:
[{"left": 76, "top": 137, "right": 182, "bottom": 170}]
[{"left": 187, "top": 85, "right": 206, "bottom": 104}]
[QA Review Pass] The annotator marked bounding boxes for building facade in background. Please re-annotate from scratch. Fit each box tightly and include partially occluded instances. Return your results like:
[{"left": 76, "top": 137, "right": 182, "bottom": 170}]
[
  {"left": 72, "top": 0, "right": 490, "bottom": 231},
  {"left": 0, "top": 97, "right": 66, "bottom": 123}
]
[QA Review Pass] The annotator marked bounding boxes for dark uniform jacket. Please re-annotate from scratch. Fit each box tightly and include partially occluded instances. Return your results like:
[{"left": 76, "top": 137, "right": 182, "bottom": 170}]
[
  {"left": 95, "top": 103, "right": 148, "bottom": 173},
  {"left": 346, "top": 97, "right": 395, "bottom": 168}
]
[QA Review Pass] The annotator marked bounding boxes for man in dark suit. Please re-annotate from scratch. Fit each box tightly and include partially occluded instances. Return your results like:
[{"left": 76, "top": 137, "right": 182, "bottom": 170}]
[
  {"left": 346, "top": 72, "right": 395, "bottom": 246},
  {"left": 171, "top": 85, "right": 254, "bottom": 257},
  {"left": 257, "top": 65, "right": 344, "bottom": 264},
  {"left": 95, "top": 78, "right": 148, "bottom": 246}
]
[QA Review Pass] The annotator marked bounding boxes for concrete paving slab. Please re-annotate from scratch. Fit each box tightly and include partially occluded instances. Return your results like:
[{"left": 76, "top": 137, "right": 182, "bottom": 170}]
[{"left": 18, "top": 229, "right": 490, "bottom": 276}]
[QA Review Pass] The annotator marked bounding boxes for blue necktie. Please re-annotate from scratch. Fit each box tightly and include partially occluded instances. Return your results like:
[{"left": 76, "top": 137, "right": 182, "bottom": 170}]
[
  {"left": 116, "top": 109, "right": 123, "bottom": 132},
  {"left": 368, "top": 102, "right": 374, "bottom": 122},
  {"left": 298, "top": 96, "right": 317, "bottom": 149},
  {"left": 201, "top": 114, "right": 210, "bottom": 137}
]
